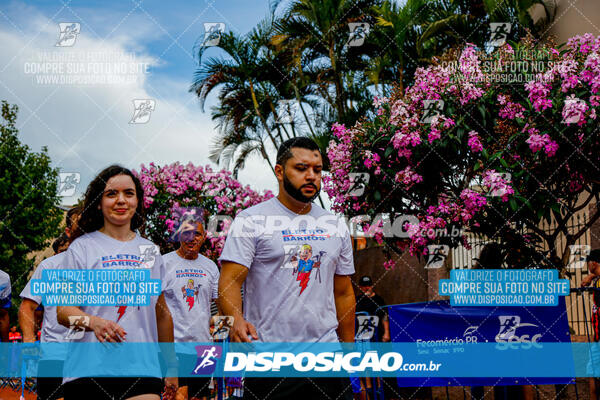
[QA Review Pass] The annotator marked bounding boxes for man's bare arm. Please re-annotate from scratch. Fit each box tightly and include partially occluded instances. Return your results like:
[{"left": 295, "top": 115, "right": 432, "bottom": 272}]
[
  {"left": 334, "top": 274, "right": 356, "bottom": 343},
  {"left": 57, "top": 305, "right": 126, "bottom": 343},
  {"left": 218, "top": 262, "right": 257, "bottom": 342},
  {"left": 18, "top": 299, "right": 40, "bottom": 342},
  {"left": 0, "top": 309, "right": 8, "bottom": 342}
]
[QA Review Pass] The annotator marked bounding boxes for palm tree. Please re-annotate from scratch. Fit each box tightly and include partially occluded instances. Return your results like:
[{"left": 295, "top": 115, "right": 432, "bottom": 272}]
[
  {"left": 367, "top": 0, "right": 427, "bottom": 94},
  {"left": 272, "top": 0, "right": 381, "bottom": 125},
  {"left": 413, "top": 0, "right": 557, "bottom": 63},
  {"left": 190, "top": 0, "right": 557, "bottom": 179},
  {"left": 190, "top": 22, "right": 283, "bottom": 176}
]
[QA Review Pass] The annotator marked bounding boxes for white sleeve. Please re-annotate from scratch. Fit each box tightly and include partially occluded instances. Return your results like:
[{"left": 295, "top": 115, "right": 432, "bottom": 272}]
[
  {"left": 218, "top": 213, "right": 257, "bottom": 269},
  {"left": 20, "top": 263, "right": 44, "bottom": 305},
  {"left": 335, "top": 226, "right": 355, "bottom": 276},
  {"left": 159, "top": 255, "right": 173, "bottom": 294},
  {"left": 211, "top": 266, "right": 220, "bottom": 300},
  {"left": 0, "top": 271, "right": 11, "bottom": 309},
  {"left": 61, "top": 238, "right": 87, "bottom": 270},
  {"left": 59, "top": 238, "right": 87, "bottom": 306}
]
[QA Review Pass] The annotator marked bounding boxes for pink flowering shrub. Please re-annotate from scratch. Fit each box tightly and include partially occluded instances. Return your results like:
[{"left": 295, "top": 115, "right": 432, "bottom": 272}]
[
  {"left": 324, "top": 34, "right": 600, "bottom": 268},
  {"left": 134, "top": 162, "right": 273, "bottom": 260}
]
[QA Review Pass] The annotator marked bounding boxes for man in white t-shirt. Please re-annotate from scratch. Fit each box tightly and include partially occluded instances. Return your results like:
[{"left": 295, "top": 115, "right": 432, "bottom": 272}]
[
  {"left": 219, "top": 137, "right": 356, "bottom": 399},
  {"left": 163, "top": 216, "right": 219, "bottom": 400}
]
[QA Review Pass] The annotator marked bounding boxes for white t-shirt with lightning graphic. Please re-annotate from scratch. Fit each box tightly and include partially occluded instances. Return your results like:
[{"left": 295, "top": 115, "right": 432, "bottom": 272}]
[
  {"left": 163, "top": 251, "right": 219, "bottom": 353},
  {"left": 60, "top": 231, "right": 166, "bottom": 383},
  {"left": 219, "top": 197, "right": 355, "bottom": 342}
]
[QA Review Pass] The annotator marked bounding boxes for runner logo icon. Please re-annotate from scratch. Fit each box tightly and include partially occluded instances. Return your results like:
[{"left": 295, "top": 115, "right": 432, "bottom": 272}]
[
  {"left": 139, "top": 244, "right": 159, "bottom": 268},
  {"left": 193, "top": 345, "right": 222, "bottom": 375},
  {"left": 495, "top": 316, "right": 540, "bottom": 342},
  {"left": 356, "top": 315, "right": 379, "bottom": 341}
]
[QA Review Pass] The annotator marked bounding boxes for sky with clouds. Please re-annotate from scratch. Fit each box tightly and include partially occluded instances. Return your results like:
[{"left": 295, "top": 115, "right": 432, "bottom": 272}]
[{"left": 0, "top": 0, "right": 287, "bottom": 206}]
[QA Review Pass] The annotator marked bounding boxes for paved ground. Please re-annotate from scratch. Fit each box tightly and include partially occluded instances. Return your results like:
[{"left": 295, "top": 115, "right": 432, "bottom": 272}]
[{"left": 0, "top": 386, "right": 36, "bottom": 400}]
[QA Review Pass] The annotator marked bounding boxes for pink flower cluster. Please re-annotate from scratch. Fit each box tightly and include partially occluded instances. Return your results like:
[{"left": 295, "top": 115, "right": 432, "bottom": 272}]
[
  {"left": 524, "top": 80, "right": 552, "bottom": 112},
  {"left": 467, "top": 131, "right": 483, "bottom": 153},
  {"left": 482, "top": 170, "right": 515, "bottom": 202},
  {"left": 562, "top": 95, "right": 588, "bottom": 125},
  {"left": 324, "top": 123, "right": 357, "bottom": 213},
  {"left": 325, "top": 35, "right": 600, "bottom": 263},
  {"left": 134, "top": 162, "right": 273, "bottom": 260},
  {"left": 524, "top": 127, "right": 558, "bottom": 157},
  {"left": 402, "top": 190, "right": 488, "bottom": 255},
  {"left": 567, "top": 33, "right": 600, "bottom": 55},
  {"left": 583, "top": 53, "right": 600, "bottom": 93},
  {"left": 363, "top": 150, "right": 382, "bottom": 175},
  {"left": 497, "top": 95, "right": 525, "bottom": 119},
  {"left": 395, "top": 166, "right": 423, "bottom": 187}
]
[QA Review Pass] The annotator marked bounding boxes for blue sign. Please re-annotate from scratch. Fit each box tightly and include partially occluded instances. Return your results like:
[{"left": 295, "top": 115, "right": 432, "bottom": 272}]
[
  {"left": 439, "top": 269, "right": 569, "bottom": 306},
  {"left": 387, "top": 297, "right": 573, "bottom": 386}
]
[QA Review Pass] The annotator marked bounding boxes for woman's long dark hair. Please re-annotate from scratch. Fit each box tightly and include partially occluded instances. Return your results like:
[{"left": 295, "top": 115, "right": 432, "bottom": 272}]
[{"left": 71, "top": 165, "right": 145, "bottom": 241}]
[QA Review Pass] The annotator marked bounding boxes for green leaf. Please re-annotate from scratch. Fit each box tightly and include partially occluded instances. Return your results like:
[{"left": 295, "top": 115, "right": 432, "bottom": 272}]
[{"left": 417, "top": 14, "right": 474, "bottom": 57}]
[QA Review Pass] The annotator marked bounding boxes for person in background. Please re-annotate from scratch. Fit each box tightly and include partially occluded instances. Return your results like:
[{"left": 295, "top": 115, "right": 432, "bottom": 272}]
[
  {"left": 580, "top": 249, "right": 600, "bottom": 398},
  {"left": 162, "top": 212, "right": 219, "bottom": 400},
  {"left": 355, "top": 275, "right": 390, "bottom": 342},
  {"left": 19, "top": 208, "right": 81, "bottom": 400},
  {"left": 9, "top": 326, "right": 22, "bottom": 342},
  {"left": 355, "top": 275, "right": 390, "bottom": 400},
  {"left": 51, "top": 233, "right": 70, "bottom": 254},
  {"left": 64, "top": 206, "right": 82, "bottom": 239}
]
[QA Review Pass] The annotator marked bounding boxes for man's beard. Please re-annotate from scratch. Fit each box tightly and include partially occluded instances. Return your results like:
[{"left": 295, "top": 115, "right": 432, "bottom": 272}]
[{"left": 283, "top": 172, "right": 320, "bottom": 203}]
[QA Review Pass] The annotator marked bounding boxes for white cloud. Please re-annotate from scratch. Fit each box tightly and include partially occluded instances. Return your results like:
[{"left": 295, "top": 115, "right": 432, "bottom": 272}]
[{"left": 0, "top": 3, "right": 278, "bottom": 205}]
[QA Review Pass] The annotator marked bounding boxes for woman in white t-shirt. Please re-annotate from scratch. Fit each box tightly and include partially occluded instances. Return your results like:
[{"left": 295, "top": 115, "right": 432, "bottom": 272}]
[{"left": 56, "top": 165, "right": 178, "bottom": 400}]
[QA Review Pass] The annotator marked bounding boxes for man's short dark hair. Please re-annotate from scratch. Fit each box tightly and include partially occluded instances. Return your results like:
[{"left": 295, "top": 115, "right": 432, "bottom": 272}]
[
  {"left": 588, "top": 249, "right": 600, "bottom": 263},
  {"left": 276, "top": 137, "right": 321, "bottom": 166},
  {"left": 66, "top": 205, "right": 82, "bottom": 229}
]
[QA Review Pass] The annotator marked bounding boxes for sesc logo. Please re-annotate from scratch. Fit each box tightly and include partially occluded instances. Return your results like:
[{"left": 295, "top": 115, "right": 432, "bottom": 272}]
[{"left": 495, "top": 316, "right": 542, "bottom": 349}]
